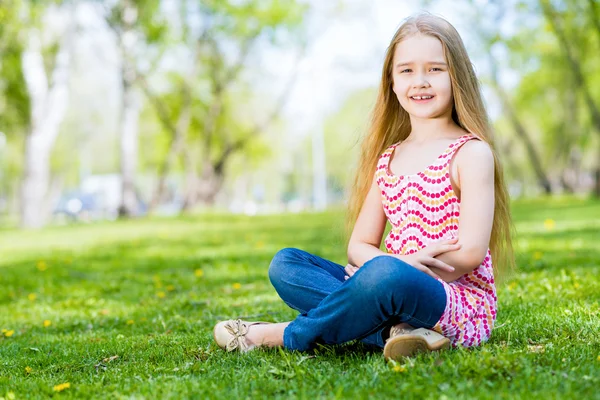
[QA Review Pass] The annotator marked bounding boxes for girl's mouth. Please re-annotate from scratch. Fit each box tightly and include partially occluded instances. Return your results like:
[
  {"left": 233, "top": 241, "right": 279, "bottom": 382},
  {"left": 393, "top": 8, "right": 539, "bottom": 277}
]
[{"left": 410, "top": 95, "right": 435, "bottom": 103}]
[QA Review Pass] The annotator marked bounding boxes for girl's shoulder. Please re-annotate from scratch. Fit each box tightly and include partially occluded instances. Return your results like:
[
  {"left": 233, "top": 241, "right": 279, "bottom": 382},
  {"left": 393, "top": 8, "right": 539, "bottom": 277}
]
[{"left": 453, "top": 135, "right": 494, "bottom": 168}]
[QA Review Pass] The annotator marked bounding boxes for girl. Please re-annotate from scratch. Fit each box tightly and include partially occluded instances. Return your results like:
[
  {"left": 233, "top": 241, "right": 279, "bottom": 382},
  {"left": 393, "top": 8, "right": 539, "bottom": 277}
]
[{"left": 213, "top": 13, "right": 514, "bottom": 360}]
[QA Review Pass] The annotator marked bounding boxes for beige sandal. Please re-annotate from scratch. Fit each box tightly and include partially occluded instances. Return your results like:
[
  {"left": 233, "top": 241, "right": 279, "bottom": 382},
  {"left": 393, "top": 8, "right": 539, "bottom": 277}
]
[
  {"left": 383, "top": 326, "right": 450, "bottom": 360},
  {"left": 213, "top": 319, "right": 272, "bottom": 353}
]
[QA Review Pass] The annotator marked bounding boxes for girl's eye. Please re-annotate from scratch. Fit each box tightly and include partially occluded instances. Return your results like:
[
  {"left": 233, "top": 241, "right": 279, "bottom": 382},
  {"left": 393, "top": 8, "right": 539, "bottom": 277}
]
[
  {"left": 430, "top": 67, "right": 442, "bottom": 72},
  {"left": 400, "top": 69, "right": 412, "bottom": 73}
]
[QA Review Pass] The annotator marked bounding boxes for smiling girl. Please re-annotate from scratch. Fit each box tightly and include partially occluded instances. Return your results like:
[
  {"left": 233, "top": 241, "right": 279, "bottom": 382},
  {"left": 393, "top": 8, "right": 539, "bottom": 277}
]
[{"left": 213, "top": 13, "right": 514, "bottom": 360}]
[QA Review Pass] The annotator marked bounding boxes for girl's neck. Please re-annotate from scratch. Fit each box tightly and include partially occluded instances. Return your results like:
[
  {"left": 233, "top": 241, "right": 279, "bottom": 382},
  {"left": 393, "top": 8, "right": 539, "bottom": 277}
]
[{"left": 406, "top": 114, "right": 460, "bottom": 143}]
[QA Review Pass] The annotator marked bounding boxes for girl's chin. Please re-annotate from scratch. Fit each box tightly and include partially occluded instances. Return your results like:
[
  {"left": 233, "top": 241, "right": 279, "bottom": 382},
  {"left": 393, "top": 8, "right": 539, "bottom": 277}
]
[{"left": 407, "top": 110, "right": 442, "bottom": 119}]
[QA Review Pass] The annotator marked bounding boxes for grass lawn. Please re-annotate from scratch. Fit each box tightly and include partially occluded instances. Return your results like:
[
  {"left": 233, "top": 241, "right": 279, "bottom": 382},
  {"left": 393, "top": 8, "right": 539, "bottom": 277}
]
[{"left": 1, "top": 196, "right": 599, "bottom": 399}]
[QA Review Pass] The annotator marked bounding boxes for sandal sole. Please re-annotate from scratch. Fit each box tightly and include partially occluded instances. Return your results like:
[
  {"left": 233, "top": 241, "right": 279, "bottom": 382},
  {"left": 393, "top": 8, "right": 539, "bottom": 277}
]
[{"left": 383, "top": 329, "right": 450, "bottom": 360}]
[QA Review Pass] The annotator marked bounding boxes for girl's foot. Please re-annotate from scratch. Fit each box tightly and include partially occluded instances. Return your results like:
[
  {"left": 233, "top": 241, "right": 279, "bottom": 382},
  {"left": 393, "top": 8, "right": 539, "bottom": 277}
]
[
  {"left": 213, "top": 319, "right": 272, "bottom": 352},
  {"left": 383, "top": 324, "right": 450, "bottom": 360}
]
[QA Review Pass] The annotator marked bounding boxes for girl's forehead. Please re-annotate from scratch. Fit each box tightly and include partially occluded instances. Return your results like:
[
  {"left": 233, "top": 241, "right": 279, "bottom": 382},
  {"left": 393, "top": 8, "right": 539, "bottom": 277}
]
[{"left": 393, "top": 34, "right": 445, "bottom": 62}]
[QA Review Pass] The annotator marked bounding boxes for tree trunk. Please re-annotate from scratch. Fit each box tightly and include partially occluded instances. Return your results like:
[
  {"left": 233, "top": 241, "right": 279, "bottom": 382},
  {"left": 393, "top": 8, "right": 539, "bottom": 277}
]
[
  {"left": 20, "top": 21, "right": 72, "bottom": 228},
  {"left": 21, "top": 135, "right": 52, "bottom": 228},
  {"left": 492, "top": 84, "right": 553, "bottom": 194},
  {"left": 197, "top": 161, "right": 225, "bottom": 206},
  {"left": 144, "top": 79, "right": 193, "bottom": 211},
  {"left": 117, "top": 4, "right": 141, "bottom": 218},
  {"left": 486, "top": 47, "right": 552, "bottom": 194},
  {"left": 181, "top": 148, "right": 198, "bottom": 211},
  {"left": 118, "top": 69, "right": 141, "bottom": 217}
]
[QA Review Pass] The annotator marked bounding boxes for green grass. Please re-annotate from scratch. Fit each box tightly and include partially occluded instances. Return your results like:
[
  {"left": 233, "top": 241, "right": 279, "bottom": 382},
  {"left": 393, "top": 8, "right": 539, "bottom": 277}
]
[{"left": 1, "top": 196, "right": 599, "bottom": 399}]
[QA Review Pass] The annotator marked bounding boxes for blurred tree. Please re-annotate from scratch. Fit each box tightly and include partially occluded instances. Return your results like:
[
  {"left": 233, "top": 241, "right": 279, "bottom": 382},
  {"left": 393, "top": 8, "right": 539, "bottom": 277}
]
[
  {"left": 539, "top": 0, "right": 600, "bottom": 196},
  {"left": 0, "top": 1, "right": 28, "bottom": 215},
  {"left": 136, "top": 0, "right": 307, "bottom": 211},
  {"left": 103, "top": 0, "right": 166, "bottom": 217},
  {"left": 0, "top": 0, "right": 75, "bottom": 228},
  {"left": 126, "top": 0, "right": 309, "bottom": 212}
]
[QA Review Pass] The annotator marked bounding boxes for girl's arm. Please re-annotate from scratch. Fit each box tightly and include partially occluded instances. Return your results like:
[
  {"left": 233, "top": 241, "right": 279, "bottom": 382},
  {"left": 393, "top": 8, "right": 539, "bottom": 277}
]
[
  {"left": 347, "top": 177, "right": 388, "bottom": 268},
  {"left": 431, "top": 140, "right": 496, "bottom": 282}
]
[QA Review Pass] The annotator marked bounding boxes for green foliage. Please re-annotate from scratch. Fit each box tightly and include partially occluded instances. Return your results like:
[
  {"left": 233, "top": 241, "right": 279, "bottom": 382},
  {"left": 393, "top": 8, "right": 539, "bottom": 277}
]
[
  {"left": 505, "top": 0, "right": 600, "bottom": 174},
  {"left": 106, "top": 0, "right": 166, "bottom": 44},
  {"left": 200, "top": 0, "right": 307, "bottom": 40},
  {"left": 137, "top": 0, "right": 309, "bottom": 188},
  {"left": 0, "top": 197, "right": 599, "bottom": 397},
  {"left": 322, "top": 87, "right": 377, "bottom": 195},
  {"left": 0, "top": 1, "right": 30, "bottom": 135}
]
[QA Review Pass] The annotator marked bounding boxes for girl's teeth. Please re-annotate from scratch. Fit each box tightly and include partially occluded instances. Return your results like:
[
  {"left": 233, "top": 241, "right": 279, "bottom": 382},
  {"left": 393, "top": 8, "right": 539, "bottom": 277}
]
[{"left": 413, "top": 96, "right": 432, "bottom": 100}]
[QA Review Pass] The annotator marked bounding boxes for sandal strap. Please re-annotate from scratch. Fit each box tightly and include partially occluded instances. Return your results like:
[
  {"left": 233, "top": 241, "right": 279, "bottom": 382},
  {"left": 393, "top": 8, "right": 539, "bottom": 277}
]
[
  {"left": 224, "top": 319, "right": 251, "bottom": 352},
  {"left": 389, "top": 325, "right": 414, "bottom": 338}
]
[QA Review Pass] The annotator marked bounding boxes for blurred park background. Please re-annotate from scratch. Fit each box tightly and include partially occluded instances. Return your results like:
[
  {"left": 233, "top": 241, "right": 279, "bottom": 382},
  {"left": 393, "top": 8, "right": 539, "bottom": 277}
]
[
  {"left": 2, "top": 1, "right": 600, "bottom": 397},
  {"left": 0, "top": 0, "right": 599, "bottom": 229}
]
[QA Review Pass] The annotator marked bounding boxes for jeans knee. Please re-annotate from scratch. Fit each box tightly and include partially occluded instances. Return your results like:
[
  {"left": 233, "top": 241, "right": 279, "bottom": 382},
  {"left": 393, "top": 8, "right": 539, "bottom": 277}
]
[
  {"left": 353, "top": 256, "right": 417, "bottom": 294},
  {"left": 268, "top": 247, "right": 301, "bottom": 286}
]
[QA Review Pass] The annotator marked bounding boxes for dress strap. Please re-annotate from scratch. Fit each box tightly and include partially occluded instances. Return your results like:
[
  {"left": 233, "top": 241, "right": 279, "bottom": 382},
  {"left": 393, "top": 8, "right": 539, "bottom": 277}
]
[
  {"left": 438, "top": 134, "right": 479, "bottom": 165},
  {"left": 377, "top": 143, "right": 398, "bottom": 170}
]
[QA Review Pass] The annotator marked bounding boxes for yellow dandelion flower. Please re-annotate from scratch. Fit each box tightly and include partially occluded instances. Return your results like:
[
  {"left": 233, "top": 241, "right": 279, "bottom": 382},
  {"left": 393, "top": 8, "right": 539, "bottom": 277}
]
[
  {"left": 53, "top": 382, "right": 71, "bottom": 392},
  {"left": 43, "top": 320, "right": 52, "bottom": 328},
  {"left": 232, "top": 283, "right": 242, "bottom": 290},
  {"left": 507, "top": 282, "right": 517, "bottom": 291},
  {"left": 597, "top": 355, "right": 600, "bottom": 362},
  {"left": 25, "top": 366, "right": 33, "bottom": 373},
  {"left": 255, "top": 241, "right": 265, "bottom": 249},
  {"left": 393, "top": 365, "right": 407, "bottom": 373},
  {"left": 574, "top": 282, "right": 580, "bottom": 289},
  {"left": 4, "top": 329, "right": 15, "bottom": 337},
  {"left": 166, "top": 285, "right": 175, "bottom": 292},
  {"left": 543, "top": 219, "right": 555, "bottom": 231},
  {"left": 157, "top": 291, "right": 166, "bottom": 299},
  {"left": 36, "top": 261, "right": 47, "bottom": 271},
  {"left": 1, "top": 328, "right": 7, "bottom": 333},
  {"left": 533, "top": 251, "right": 543, "bottom": 260},
  {"left": 527, "top": 345, "right": 545, "bottom": 353},
  {"left": 195, "top": 269, "right": 204, "bottom": 277},
  {"left": 28, "top": 293, "right": 37, "bottom": 301},
  {"left": 126, "top": 320, "right": 134, "bottom": 325}
]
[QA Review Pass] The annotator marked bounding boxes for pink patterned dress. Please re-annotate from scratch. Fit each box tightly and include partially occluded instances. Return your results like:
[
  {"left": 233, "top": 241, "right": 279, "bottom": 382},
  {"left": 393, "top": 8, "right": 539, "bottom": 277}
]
[{"left": 375, "top": 134, "right": 496, "bottom": 347}]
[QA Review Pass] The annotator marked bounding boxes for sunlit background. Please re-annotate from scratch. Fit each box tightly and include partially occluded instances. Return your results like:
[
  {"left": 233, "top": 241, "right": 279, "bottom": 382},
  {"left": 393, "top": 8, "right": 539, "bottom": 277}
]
[{"left": 1, "top": 0, "right": 598, "bottom": 228}]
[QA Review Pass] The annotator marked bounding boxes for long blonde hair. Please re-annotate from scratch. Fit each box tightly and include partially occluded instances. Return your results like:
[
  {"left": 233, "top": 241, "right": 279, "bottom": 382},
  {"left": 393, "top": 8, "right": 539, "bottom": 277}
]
[{"left": 347, "top": 14, "right": 515, "bottom": 278}]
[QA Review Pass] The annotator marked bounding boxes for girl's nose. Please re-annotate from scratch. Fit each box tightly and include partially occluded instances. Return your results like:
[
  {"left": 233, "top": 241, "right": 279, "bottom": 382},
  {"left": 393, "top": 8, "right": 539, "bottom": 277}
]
[{"left": 412, "top": 75, "right": 430, "bottom": 88}]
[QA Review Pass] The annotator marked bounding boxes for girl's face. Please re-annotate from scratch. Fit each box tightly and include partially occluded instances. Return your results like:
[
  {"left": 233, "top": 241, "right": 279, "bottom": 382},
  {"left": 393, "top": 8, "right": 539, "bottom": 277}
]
[{"left": 391, "top": 34, "right": 454, "bottom": 121}]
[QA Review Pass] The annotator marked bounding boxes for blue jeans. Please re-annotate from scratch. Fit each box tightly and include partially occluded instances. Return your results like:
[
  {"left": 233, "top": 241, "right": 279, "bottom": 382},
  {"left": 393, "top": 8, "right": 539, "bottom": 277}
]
[{"left": 268, "top": 248, "right": 447, "bottom": 351}]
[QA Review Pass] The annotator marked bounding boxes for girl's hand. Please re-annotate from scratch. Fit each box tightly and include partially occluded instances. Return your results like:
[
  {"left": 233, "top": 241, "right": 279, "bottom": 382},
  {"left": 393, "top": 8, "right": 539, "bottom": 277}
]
[
  {"left": 395, "top": 238, "right": 461, "bottom": 280},
  {"left": 344, "top": 263, "right": 359, "bottom": 280}
]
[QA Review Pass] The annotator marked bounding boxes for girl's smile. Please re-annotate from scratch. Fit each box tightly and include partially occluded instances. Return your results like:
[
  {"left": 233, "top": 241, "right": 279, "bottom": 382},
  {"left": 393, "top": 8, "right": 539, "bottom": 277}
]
[{"left": 410, "top": 94, "right": 436, "bottom": 103}]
